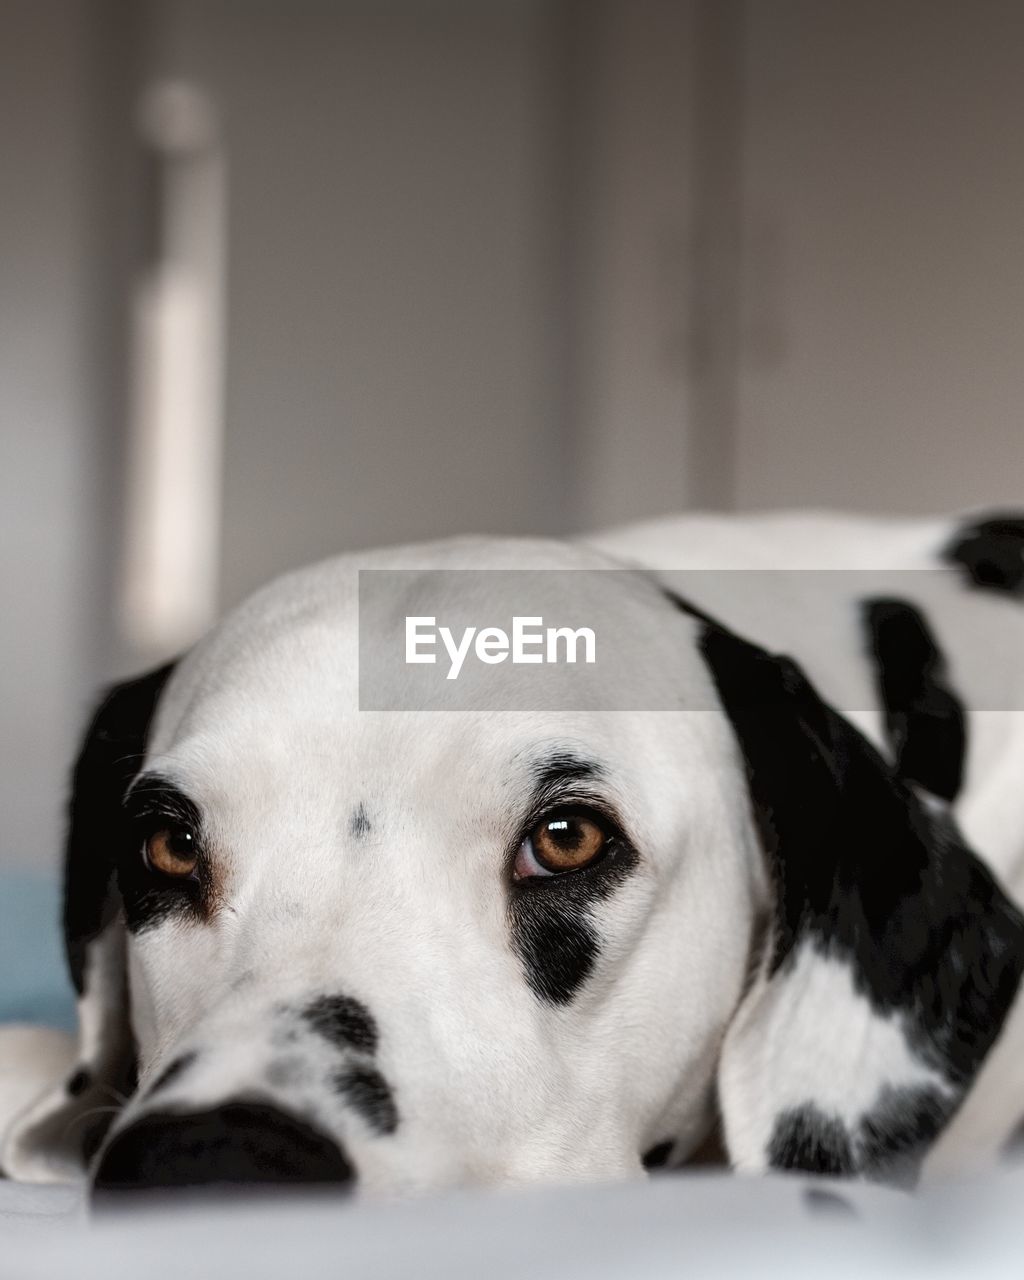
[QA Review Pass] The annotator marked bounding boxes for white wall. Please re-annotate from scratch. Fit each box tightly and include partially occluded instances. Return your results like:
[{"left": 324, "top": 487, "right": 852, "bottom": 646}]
[
  {"left": 734, "top": 0, "right": 1024, "bottom": 512},
  {"left": 0, "top": 2, "right": 127, "bottom": 872},
  {"left": 152, "top": 0, "right": 574, "bottom": 612},
  {"left": 567, "top": 0, "right": 698, "bottom": 528}
]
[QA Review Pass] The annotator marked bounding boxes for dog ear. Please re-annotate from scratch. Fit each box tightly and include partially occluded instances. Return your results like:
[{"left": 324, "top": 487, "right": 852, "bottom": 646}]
[
  {"left": 700, "top": 623, "right": 1024, "bottom": 1184},
  {"left": 1, "top": 663, "right": 175, "bottom": 1182}
]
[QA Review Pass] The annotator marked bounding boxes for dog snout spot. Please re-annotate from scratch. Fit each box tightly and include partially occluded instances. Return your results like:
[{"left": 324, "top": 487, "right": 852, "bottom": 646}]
[
  {"left": 92, "top": 1100, "right": 354, "bottom": 1197},
  {"left": 301, "top": 993, "right": 378, "bottom": 1055}
]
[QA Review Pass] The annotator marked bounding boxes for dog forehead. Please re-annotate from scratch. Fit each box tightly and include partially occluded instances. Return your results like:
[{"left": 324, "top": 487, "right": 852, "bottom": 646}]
[
  {"left": 134, "top": 536, "right": 729, "bottom": 874},
  {"left": 148, "top": 535, "right": 708, "bottom": 756}
]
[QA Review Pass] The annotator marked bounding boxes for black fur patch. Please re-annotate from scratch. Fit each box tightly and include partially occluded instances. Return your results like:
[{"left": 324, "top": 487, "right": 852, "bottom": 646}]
[
  {"left": 863, "top": 598, "right": 967, "bottom": 802},
  {"left": 349, "top": 804, "right": 371, "bottom": 838},
  {"left": 508, "top": 889, "right": 600, "bottom": 1005},
  {"left": 857, "top": 1085, "right": 952, "bottom": 1183},
  {"left": 641, "top": 1140, "right": 674, "bottom": 1170},
  {"left": 332, "top": 1065, "right": 399, "bottom": 1135},
  {"left": 64, "top": 663, "right": 176, "bottom": 992},
  {"left": 148, "top": 1052, "right": 197, "bottom": 1097},
  {"left": 508, "top": 753, "right": 639, "bottom": 1005},
  {"left": 768, "top": 1105, "right": 854, "bottom": 1176},
  {"left": 508, "top": 842, "right": 638, "bottom": 1005},
  {"left": 66, "top": 1068, "right": 91, "bottom": 1098},
  {"left": 699, "top": 622, "right": 1024, "bottom": 1092},
  {"left": 943, "top": 512, "right": 1024, "bottom": 594},
  {"left": 66, "top": 1068, "right": 90, "bottom": 1097},
  {"left": 302, "top": 995, "right": 379, "bottom": 1055},
  {"left": 92, "top": 1101, "right": 355, "bottom": 1193}
]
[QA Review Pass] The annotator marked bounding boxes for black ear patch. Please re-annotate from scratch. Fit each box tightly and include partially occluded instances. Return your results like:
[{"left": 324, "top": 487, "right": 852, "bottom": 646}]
[
  {"left": 701, "top": 623, "right": 1024, "bottom": 1067},
  {"left": 943, "top": 511, "right": 1024, "bottom": 595},
  {"left": 699, "top": 622, "right": 1024, "bottom": 1177},
  {"left": 863, "top": 597, "right": 967, "bottom": 802},
  {"left": 64, "top": 662, "right": 176, "bottom": 993}
]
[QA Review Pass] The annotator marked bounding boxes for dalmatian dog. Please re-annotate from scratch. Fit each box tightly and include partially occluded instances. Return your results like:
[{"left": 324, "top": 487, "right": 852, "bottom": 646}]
[{"left": 2, "top": 509, "right": 1024, "bottom": 1198}]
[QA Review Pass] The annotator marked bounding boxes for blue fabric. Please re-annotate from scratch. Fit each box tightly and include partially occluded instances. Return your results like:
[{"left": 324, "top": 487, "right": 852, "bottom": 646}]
[{"left": 0, "top": 873, "right": 76, "bottom": 1030}]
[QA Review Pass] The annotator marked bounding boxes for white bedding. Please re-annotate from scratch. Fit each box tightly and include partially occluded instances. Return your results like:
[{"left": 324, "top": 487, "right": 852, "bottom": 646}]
[{"left": 2, "top": 1167, "right": 1023, "bottom": 1280}]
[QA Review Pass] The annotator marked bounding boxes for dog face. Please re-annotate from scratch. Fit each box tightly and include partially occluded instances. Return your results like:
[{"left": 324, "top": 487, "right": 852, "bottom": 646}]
[{"left": 5, "top": 536, "right": 1023, "bottom": 1196}]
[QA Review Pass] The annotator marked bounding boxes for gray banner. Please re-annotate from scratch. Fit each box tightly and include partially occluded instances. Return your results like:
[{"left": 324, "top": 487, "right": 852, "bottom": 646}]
[{"left": 357, "top": 567, "right": 1023, "bottom": 712}]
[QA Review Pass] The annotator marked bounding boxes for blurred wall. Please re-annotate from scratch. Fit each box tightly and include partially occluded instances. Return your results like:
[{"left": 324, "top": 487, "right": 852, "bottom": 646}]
[
  {"left": 149, "top": 0, "right": 704, "bottom": 609},
  {"left": 734, "top": 0, "right": 1024, "bottom": 511},
  {"left": 0, "top": 1, "right": 130, "bottom": 875},
  {"left": 567, "top": 0, "right": 699, "bottom": 528},
  {"left": 152, "top": 0, "right": 575, "bottom": 612},
  {"left": 3, "top": 0, "right": 1024, "bottom": 877}
]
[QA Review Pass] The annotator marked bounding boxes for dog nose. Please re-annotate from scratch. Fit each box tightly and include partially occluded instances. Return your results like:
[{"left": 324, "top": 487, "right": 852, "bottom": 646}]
[{"left": 93, "top": 1100, "right": 354, "bottom": 1195}]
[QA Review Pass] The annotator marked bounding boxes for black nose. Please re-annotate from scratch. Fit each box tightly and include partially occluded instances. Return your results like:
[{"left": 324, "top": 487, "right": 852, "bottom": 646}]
[{"left": 93, "top": 1100, "right": 354, "bottom": 1196}]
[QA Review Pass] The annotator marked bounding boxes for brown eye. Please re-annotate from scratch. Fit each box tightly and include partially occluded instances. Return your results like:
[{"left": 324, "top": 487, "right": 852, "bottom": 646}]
[
  {"left": 514, "top": 812, "right": 607, "bottom": 880},
  {"left": 144, "top": 827, "right": 198, "bottom": 879}
]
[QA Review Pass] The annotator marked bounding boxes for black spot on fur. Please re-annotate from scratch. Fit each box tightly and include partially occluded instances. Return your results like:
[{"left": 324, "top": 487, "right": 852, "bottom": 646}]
[
  {"left": 92, "top": 1101, "right": 355, "bottom": 1194},
  {"left": 332, "top": 1065, "right": 399, "bottom": 1135},
  {"left": 642, "top": 1140, "right": 674, "bottom": 1170},
  {"left": 349, "top": 804, "right": 371, "bottom": 838},
  {"left": 508, "top": 840, "right": 638, "bottom": 1005},
  {"left": 864, "top": 598, "right": 967, "bottom": 802},
  {"left": 767, "top": 1106, "right": 854, "bottom": 1176},
  {"left": 302, "top": 995, "right": 378, "bottom": 1055},
  {"left": 857, "top": 1085, "right": 953, "bottom": 1184},
  {"left": 508, "top": 894, "right": 599, "bottom": 1004},
  {"left": 63, "top": 663, "right": 176, "bottom": 992},
  {"left": 148, "top": 1052, "right": 197, "bottom": 1097},
  {"left": 698, "top": 621, "right": 1024, "bottom": 1092},
  {"left": 943, "top": 512, "right": 1024, "bottom": 595},
  {"left": 67, "top": 1069, "right": 91, "bottom": 1098}
]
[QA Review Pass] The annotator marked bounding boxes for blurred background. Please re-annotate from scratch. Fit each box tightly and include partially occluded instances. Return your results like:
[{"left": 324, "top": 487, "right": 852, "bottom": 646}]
[{"left": 2, "top": 0, "right": 1024, "bottom": 952}]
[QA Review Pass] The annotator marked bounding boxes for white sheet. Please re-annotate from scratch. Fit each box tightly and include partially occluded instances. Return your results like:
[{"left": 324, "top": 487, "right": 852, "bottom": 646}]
[{"left": 2, "top": 1166, "right": 1023, "bottom": 1280}]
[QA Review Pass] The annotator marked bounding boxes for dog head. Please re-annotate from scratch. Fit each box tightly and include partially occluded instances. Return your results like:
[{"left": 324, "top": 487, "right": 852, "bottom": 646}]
[{"left": 4, "top": 537, "right": 1021, "bottom": 1196}]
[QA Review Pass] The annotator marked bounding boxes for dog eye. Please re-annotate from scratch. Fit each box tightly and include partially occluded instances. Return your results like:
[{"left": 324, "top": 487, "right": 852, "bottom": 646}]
[
  {"left": 513, "top": 812, "right": 607, "bottom": 880},
  {"left": 143, "top": 826, "right": 199, "bottom": 879}
]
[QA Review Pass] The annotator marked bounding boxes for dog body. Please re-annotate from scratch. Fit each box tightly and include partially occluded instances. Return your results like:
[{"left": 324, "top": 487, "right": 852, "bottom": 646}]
[
  {"left": 590, "top": 511, "right": 1024, "bottom": 897},
  {"left": 3, "top": 509, "right": 1024, "bottom": 1196}
]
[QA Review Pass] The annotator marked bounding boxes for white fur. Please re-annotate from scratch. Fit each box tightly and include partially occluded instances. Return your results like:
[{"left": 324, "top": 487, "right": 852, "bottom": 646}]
[{"left": 719, "top": 945, "right": 954, "bottom": 1171}]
